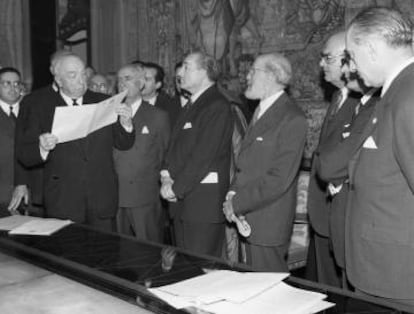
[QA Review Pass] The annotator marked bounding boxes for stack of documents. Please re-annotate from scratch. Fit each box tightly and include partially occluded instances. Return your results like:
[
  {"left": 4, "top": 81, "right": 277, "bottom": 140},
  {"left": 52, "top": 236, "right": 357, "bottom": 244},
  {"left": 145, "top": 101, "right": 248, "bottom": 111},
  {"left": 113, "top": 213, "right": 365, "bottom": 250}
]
[
  {"left": 0, "top": 215, "right": 72, "bottom": 236},
  {"left": 148, "top": 270, "right": 334, "bottom": 314}
]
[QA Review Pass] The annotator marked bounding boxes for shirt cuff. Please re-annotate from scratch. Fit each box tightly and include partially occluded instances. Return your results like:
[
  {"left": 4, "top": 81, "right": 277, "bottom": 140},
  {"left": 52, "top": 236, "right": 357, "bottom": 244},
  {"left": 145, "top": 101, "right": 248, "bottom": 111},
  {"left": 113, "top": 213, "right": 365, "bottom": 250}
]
[
  {"left": 160, "top": 169, "right": 171, "bottom": 179},
  {"left": 39, "top": 146, "right": 49, "bottom": 161}
]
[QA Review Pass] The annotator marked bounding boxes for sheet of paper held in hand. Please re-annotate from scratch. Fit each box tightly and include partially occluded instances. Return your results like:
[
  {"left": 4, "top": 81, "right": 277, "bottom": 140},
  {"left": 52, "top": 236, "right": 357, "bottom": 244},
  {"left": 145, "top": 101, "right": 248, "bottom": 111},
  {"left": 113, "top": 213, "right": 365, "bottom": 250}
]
[{"left": 51, "top": 90, "right": 127, "bottom": 143}]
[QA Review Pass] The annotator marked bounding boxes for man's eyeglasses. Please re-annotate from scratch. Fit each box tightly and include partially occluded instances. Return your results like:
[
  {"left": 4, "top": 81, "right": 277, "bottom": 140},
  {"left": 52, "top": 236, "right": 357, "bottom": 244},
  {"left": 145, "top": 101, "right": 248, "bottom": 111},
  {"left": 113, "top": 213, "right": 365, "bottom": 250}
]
[
  {"left": 0, "top": 81, "right": 23, "bottom": 89},
  {"left": 320, "top": 53, "right": 345, "bottom": 65},
  {"left": 248, "top": 67, "right": 270, "bottom": 75}
]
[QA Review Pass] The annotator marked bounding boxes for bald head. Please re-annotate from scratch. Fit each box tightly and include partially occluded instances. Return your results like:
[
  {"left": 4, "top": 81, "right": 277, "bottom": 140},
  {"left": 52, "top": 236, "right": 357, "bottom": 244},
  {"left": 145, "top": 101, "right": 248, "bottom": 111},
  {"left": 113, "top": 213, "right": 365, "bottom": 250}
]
[{"left": 54, "top": 54, "right": 88, "bottom": 98}]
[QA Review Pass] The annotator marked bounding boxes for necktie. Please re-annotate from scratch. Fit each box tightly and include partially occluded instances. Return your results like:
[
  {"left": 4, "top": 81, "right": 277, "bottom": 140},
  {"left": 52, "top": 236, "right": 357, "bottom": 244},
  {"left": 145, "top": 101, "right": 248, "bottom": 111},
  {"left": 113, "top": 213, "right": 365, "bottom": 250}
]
[
  {"left": 184, "top": 98, "right": 192, "bottom": 110},
  {"left": 250, "top": 105, "right": 261, "bottom": 126},
  {"left": 72, "top": 99, "right": 79, "bottom": 106},
  {"left": 9, "top": 106, "right": 17, "bottom": 122},
  {"left": 330, "top": 92, "right": 343, "bottom": 118}
]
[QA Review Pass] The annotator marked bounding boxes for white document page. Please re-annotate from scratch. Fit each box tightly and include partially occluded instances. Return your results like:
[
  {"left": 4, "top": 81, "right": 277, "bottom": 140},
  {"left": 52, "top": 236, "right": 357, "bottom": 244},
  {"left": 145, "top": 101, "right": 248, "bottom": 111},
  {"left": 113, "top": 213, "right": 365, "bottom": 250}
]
[
  {"left": 149, "top": 279, "right": 331, "bottom": 314},
  {"left": 9, "top": 218, "right": 73, "bottom": 236},
  {"left": 152, "top": 270, "right": 289, "bottom": 304},
  {"left": 200, "top": 282, "right": 328, "bottom": 314},
  {"left": 51, "top": 90, "right": 127, "bottom": 143},
  {"left": 0, "top": 215, "right": 41, "bottom": 231}
]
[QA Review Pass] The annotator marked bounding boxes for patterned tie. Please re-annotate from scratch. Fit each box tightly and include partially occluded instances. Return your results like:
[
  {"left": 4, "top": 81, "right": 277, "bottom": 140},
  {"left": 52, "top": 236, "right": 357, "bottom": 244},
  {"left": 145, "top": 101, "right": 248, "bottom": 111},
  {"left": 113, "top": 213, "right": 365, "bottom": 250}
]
[{"left": 9, "top": 106, "right": 17, "bottom": 122}]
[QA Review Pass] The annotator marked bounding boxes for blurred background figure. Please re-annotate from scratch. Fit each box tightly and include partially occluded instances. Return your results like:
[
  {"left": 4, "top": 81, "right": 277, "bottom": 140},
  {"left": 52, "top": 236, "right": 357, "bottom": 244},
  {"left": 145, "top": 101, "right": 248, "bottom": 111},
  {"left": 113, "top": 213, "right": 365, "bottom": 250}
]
[{"left": 89, "top": 73, "right": 110, "bottom": 94}]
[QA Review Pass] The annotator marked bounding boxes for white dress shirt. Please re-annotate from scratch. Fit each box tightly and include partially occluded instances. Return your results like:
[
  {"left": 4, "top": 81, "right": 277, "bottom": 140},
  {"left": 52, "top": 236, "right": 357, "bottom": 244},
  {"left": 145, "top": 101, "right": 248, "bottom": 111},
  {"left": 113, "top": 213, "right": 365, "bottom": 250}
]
[{"left": 0, "top": 99, "right": 19, "bottom": 117}]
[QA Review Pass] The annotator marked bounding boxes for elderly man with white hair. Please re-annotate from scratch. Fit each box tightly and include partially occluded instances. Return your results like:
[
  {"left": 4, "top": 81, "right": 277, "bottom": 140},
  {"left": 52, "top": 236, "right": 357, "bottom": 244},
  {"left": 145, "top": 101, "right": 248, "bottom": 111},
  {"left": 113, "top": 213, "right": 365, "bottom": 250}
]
[
  {"left": 223, "top": 53, "right": 307, "bottom": 271},
  {"left": 16, "top": 52, "right": 135, "bottom": 232}
]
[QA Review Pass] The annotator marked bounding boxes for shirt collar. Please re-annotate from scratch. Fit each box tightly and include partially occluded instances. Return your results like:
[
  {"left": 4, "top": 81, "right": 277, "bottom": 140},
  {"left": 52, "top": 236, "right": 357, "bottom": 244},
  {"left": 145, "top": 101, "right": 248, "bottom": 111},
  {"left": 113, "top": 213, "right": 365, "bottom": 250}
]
[
  {"left": 190, "top": 83, "right": 214, "bottom": 104},
  {"left": 360, "top": 87, "right": 379, "bottom": 105},
  {"left": 146, "top": 95, "right": 157, "bottom": 106},
  {"left": 60, "top": 92, "right": 83, "bottom": 106},
  {"left": 0, "top": 99, "right": 19, "bottom": 116},
  {"left": 257, "top": 90, "right": 284, "bottom": 119},
  {"left": 381, "top": 57, "right": 414, "bottom": 97},
  {"left": 130, "top": 98, "right": 142, "bottom": 117}
]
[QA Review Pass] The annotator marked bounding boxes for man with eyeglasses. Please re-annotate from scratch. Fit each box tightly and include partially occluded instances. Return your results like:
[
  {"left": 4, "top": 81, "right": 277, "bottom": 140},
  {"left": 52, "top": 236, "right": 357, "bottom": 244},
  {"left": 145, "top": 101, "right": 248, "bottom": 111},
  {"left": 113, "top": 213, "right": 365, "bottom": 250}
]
[
  {"left": 160, "top": 51, "right": 233, "bottom": 257},
  {"left": 306, "top": 31, "right": 361, "bottom": 287},
  {"left": 313, "top": 38, "right": 380, "bottom": 291},
  {"left": 88, "top": 74, "right": 110, "bottom": 95},
  {"left": 0, "top": 67, "right": 29, "bottom": 216},
  {"left": 222, "top": 53, "right": 307, "bottom": 271}
]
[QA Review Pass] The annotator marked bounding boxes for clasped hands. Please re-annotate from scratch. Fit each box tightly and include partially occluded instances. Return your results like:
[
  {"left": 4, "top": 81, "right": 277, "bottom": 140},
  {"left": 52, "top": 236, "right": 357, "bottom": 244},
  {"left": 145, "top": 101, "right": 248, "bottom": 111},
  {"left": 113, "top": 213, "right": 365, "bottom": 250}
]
[{"left": 160, "top": 176, "right": 177, "bottom": 202}]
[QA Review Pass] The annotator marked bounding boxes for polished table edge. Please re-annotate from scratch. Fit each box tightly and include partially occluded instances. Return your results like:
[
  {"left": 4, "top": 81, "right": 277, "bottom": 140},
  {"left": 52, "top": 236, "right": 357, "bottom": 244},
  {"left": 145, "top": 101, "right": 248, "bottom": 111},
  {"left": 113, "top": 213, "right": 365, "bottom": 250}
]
[{"left": 0, "top": 223, "right": 408, "bottom": 314}]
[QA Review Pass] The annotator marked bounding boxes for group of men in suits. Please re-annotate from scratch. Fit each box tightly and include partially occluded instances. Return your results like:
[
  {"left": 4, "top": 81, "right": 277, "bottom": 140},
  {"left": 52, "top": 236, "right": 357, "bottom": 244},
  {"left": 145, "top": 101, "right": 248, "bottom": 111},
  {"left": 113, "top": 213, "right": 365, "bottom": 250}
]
[{"left": 307, "top": 6, "right": 414, "bottom": 311}]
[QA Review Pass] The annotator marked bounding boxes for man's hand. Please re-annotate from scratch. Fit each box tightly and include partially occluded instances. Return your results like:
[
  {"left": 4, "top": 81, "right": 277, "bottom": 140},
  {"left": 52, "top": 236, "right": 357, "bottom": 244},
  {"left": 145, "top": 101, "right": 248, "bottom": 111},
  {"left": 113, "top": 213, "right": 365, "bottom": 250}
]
[
  {"left": 39, "top": 133, "right": 58, "bottom": 152},
  {"left": 223, "top": 192, "right": 235, "bottom": 223},
  {"left": 160, "top": 177, "right": 177, "bottom": 202},
  {"left": 116, "top": 103, "right": 133, "bottom": 131},
  {"left": 8, "top": 185, "right": 29, "bottom": 215}
]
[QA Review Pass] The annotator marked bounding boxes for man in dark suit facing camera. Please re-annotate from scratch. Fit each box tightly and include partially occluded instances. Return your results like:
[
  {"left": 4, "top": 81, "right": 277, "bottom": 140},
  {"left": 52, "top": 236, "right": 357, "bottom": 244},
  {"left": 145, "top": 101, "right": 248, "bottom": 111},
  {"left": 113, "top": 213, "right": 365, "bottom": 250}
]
[{"left": 160, "top": 51, "right": 233, "bottom": 257}]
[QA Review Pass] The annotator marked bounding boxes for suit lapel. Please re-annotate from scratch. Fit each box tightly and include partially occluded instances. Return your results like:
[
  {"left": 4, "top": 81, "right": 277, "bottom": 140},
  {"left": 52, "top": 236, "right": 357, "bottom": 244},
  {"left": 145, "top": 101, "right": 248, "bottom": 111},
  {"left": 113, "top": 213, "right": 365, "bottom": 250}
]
[
  {"left": 133, "top": 101, "right": 150, "bottom": 133},
  {"left": 0, "top": 109, "right": 14, "bottom": 137},
  {"left": 240, "top": 93, "right": 288, "bottom": 153}
]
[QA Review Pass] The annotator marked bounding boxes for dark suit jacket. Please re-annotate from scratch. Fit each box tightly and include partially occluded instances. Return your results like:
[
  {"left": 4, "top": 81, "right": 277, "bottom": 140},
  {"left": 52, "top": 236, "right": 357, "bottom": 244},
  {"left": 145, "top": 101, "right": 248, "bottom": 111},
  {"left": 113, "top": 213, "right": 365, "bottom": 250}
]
[
  {"left": 114, "top": 101, "right": 169, "bottom": 208},
  {"left": 14, "top": 89, "right": 50, "bottom": 206},
  {"left": 231, "top": 93, "right": 307, "bottom": 246},
  {"left": 0, "top": 109, "right": 17, "bottom": 207},
  {"left": 164, "top": 84, "right": 233, "bottom": 223},
  {"left": 314, "top": 91, "right": 378, "bottom": 268},
  {"left": 346, "top": 63, "right": 414, "bottom": 299},
  {"left": 307, "top": 91, "right": 359, "bottom": 237},
  {"left": 16, "top": 87, "right": 135, "bottom": 222},
  {"left": 154, "top": 91, "right": 182, "bottom": 129}
]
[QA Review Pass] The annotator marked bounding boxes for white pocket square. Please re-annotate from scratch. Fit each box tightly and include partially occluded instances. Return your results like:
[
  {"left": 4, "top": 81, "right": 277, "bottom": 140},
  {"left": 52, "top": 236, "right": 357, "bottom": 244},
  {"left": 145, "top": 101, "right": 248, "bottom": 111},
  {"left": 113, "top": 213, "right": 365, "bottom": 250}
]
[
  {"left": 200, "top": 172, "right": 218, "bottom": 184},
  {"left": 183, "top": 122, "right": 192, "bottom": 129},
  {"left": 141, "top": 126, "right": 149, "bottom": 134},
  {"left": 363, "top": 136, "right": 378, "bottom": 149},
  {"left": 256, "top": 136, "right": 263, "bottom": 142},
  {"left": 342, "top": 132, "right": 350, "bottom": 139}
]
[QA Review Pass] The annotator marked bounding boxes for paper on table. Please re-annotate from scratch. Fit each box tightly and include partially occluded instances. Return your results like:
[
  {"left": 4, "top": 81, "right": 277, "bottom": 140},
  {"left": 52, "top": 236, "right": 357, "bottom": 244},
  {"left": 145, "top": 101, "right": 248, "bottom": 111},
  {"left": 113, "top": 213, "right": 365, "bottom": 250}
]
[
  {"left": 152, "top": 270, "right": 289, "bottom": 304},
  {"left": 151, "top": 280, "right": 331, "bottom": 314},
  {"left": 51, "top": 90, "right": 127, "bottom": 143},
  {"left": 200, "top": 282, "right": 328, "bottom": 314},
  {"left": 8, "top": 218, "right": 73, "bottom": 236},
  {"left": 0, "top": 215, "right": 41, "bottom": 231}
]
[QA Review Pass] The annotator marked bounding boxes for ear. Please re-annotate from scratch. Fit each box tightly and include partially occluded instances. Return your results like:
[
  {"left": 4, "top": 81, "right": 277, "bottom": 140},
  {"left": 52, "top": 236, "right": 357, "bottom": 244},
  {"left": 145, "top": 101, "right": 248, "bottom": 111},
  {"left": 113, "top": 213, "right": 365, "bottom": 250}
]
[
  {"left": 55, "top": 76, "right": 63, "bottom": 89},
  {"left": 155, "top": 81, "right": 162, "bottom": 90}
]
